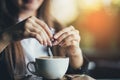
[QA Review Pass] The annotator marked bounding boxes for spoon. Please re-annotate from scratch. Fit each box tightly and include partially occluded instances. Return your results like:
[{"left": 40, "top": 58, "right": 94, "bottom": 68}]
[
  {"left": 47, "top": 27, "right": 55, "bottom": 57},
  {"left": 47, "top": 46, "right": 53, "bottom": 57}
]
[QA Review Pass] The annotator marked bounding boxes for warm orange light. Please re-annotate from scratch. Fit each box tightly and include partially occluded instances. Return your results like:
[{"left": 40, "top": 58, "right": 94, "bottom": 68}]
[{"left": 83, "top": 9, "right": 117, "bottom": 49}]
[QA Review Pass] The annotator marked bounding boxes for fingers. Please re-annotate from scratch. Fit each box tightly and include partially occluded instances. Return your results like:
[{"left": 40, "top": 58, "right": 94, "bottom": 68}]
[
  {"left": 53, "top": 26, "right": 80, "bottom": 47},
  {"left": 54, "top": 26, "right": 75, "bottom": 39},
  {"left": 28, "top": 18, "right": 52, "bottom": 46},
  {"left": 31, "top": 16, "right": 53, "bottom": 39},
  {"left": 29, "top": 32, "right": 52, "bottom": 46},
  {"left": 20, "top": 16, "right": 80, "bottom": 47},
  {"left": 29, "top": 32, "right": 43, "bottom": 44},
  {"left": 24, "top": 16, "right": 52, "bottom": 46},
  {"left": 59, "top": 35, "right": 80, "bottom": 47}
]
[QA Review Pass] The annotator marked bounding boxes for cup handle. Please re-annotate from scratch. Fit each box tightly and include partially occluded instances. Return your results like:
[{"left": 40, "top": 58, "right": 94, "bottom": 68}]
[{"left": 27, "top": 62, "right": 37, "bottom": 75}]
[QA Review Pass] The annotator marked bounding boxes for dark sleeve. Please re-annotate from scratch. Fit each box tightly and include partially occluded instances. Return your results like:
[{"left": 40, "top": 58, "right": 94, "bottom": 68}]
[
  {"left": 66, "top": 55, "right": 89, "bottom": 74},
  {"left": 0, "top": 51, "right": 4, "bottom": 68},
  {"left": 0, "top": 51, "right": 12, "bottom": 80}
]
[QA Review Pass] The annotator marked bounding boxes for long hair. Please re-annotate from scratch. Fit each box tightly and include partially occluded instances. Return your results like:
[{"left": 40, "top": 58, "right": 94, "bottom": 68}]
[{"left": 0, "top": 0, "right": 64, "bottom": 80}]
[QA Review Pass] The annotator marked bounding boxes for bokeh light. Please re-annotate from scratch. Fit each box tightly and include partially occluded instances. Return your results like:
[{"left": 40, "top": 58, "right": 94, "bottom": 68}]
[
  {"left": 51, "top": 0, "right": 120, "bottom": 57},
  {"left": 51, "top": 0, "right": 79, "bottom": 25}
]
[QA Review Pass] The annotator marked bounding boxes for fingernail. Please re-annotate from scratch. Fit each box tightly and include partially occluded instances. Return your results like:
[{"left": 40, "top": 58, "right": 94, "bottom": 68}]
[
  {"left": 53, "top": 40, "right": 58, "bottom": 45},
  {"left": 54, "top": 35, "right": 58, "bottom": 39},
  {"left": 51, "top": 38, "right": 55, "bottom": 42}
]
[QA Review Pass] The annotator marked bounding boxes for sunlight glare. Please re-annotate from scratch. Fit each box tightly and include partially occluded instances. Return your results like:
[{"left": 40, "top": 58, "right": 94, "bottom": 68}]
[
  {"left": 51, "top": 0, "right": 79, "bottom": 25},
  {"left": 79, "top": 0, "right": 102, "bottom": 11}
]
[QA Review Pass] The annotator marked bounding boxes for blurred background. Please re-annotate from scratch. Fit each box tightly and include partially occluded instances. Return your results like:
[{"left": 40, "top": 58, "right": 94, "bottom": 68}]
[{"left": 51, "top": 0, "right": 120, "bottom": 79}]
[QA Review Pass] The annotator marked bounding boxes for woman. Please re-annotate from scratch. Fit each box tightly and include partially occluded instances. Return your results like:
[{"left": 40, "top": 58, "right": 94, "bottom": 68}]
[{"left": 0, "top": 0, "right": 85, "bottom": 80}]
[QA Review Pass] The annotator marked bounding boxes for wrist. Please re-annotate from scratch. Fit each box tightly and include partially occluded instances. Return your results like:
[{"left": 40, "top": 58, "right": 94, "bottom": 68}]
[
  {"left": 66, "top": 45, "right": 82, "bottom": 57},
  {"left": 67, "top": 47, "right": 83, "bottom": 69}
]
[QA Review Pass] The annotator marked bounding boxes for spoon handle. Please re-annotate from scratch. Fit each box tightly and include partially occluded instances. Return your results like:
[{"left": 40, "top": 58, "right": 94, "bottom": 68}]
[{"left": 47, "top": 46, "right": 53, "bottom": 57}]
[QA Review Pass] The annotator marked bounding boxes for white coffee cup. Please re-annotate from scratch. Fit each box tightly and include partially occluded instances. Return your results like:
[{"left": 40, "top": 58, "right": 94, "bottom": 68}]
[{"left": 27, "top": 56, "right": 69, "bottom": 79}]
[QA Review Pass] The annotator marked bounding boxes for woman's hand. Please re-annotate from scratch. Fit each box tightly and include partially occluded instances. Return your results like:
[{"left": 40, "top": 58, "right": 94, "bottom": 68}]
[
  {"left": 53, "top": 26, "right": 83, "bottom": 68},
  {"left": 53, "top": 25, "right": 81, "bottom": 56},
  {"left": 5, "top": 16, "right": 53, "bottom": 46},
  {"left": 53, "top": 26, "right": 80, "bottom": 48}
]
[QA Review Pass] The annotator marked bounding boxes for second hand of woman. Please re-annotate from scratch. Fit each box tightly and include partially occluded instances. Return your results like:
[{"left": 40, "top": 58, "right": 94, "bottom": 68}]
[{"left": 53, "top": 26, "right": 83, "bottom": 69}]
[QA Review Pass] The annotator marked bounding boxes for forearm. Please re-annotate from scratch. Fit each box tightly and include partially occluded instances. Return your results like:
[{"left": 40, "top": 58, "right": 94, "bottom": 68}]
[
  {"left": 0, "top": 32, "right": 11, "bottom": 53},
  {"left": 67, "top": 47, "right": 83, "bottom": 69}
]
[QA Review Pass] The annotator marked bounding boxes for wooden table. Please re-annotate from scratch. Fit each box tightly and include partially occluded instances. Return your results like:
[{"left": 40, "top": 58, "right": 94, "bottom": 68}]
[
  {"left": 26, "top": 74, "right": 95, "bottom": 80},
  {"left": 62, "top": 74, "right": 95, "bottom": 80}
]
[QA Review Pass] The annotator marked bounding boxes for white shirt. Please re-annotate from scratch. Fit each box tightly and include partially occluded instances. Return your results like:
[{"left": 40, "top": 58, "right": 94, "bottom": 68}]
[{"left": 20, "top": 38, "right": 48, "bottom": 64}]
